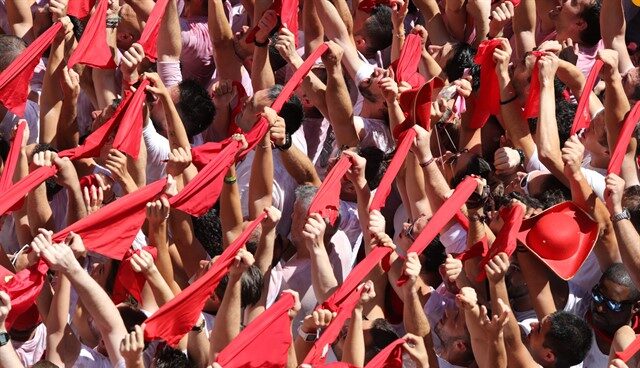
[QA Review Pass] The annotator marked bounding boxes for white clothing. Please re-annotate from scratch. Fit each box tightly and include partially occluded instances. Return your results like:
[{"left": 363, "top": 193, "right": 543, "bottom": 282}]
[{"left": 12, "top": 323, "right": 47, "bottom": 367}]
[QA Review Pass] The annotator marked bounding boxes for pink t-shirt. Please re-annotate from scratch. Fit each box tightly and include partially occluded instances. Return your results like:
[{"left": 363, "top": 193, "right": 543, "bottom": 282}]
[
  {"left": 180, "top": 16, "right": 215, "bottom": 86},
  {"left": 576, "top": 40, "right": 604, "bottom": 77}
]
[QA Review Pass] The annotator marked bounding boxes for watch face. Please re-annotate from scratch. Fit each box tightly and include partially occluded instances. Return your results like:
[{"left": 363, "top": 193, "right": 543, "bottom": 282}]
[{"left": 0, "top": 332, "right": 9, "bottom": 346}]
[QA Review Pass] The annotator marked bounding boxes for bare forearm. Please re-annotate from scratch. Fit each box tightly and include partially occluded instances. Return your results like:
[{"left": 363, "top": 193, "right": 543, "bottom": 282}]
[
  {"left": 280, "top": 146, "right": 322, "bottom": 186},
  {"left": 326, "top": 64, "right": 359, "bottom": 148},
  {"left": 168, "top": 210, "right": 209, "bottom": 278},
  {"left": 614, "top": 220, "right": 640, "bottom": 290},
  {"left": 28, "top": 184, "right": 54, "bottom": 234},
  {"left": 65, "top": 183, "right": 87, "bottom": 224},
  {"left": 255, "top": 229, "right": 276, "bottom": 275},
  {"left": 310, "top": 247, "right": 339, "bottom": 303},
  {"left": 403, "top": 288, "right": 430, "bottom": 336},
  {"left": 251, "top": 46, "right": 274, "bottom": 92},
  {"left": 221, "top": 165, "right": 245, "bottom": 247},
  {"left": 159, "top": 94, "right": 191, "bottom": 149},
  {"left": 92, "top": 69, "right": 118, "bottom": 109},
  {"left": 6, "top": 0, "right": 32, "bottom": 39},
  {"left": 210, "top": 277, "right": 242, "bottom": 355},
  {"left": 343, "top": 307, "right": 365, "bottom": 366},
  {"left": 249, "top": 138, "right": 274, "bottom": 219}
]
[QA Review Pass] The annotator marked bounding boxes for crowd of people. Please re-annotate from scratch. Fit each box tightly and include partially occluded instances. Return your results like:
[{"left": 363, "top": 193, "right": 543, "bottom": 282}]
[{"left": 0, "top": 0, "right": 640, "bottom": 367}]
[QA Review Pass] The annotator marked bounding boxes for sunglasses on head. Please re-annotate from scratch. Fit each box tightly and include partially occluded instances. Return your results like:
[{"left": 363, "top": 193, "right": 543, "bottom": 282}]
[{"left": 591, "top": 286, "right": 635, "bottom": 312}]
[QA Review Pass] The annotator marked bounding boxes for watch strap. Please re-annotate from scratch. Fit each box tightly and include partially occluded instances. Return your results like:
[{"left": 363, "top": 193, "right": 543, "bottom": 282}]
[
  {"left": 0, "top": 332, "right": 10, "bottom": 347},
  {"left": 611, "top": 208, "right": 631, "bottom": 223}
]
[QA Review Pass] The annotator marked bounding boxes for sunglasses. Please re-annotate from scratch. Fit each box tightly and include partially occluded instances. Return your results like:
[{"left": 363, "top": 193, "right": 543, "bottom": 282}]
[
  {"left": 404, "top": 220, "right": 416, "bottom": 242},
  {"left": 591, "top": 286, "right": 635, "bottom": 312}
]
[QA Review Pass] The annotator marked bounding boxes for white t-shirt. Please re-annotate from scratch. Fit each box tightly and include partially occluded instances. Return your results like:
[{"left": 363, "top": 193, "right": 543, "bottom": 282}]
[
  {"left": 142, "top": 122, "right": 169, "bottom": 184},
  {"left": 73, "top": 344, "right": 126, "bottom": 368},
  {"left": 12, "top": 323, "right": 47, "bottom": 367}
]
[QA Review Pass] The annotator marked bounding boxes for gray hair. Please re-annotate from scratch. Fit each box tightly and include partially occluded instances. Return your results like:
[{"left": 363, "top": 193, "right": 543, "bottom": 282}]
[
  {"left": 0, "top": 35, "right": 25, "bottom": 71},
  {"left": 295, "top": 184, "right": 319, "bottom": 212}
]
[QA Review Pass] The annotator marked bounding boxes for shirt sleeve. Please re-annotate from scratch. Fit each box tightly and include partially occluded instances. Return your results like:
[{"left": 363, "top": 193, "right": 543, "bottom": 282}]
[{"left": 157, "top": 60, "right": 183, "bottom": 88}]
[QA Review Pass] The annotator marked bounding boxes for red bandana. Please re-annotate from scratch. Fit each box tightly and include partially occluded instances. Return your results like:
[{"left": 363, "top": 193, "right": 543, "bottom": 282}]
[
  {"left": 475, "top": 205, "right": 524, "bottom": 282},
  {"left": 307, "top": 155, "right": 352, "bottom": 225},
  {"left": 67, "top": 0, "right": 96, "bottom": 18},
  {"left": 522, "top": 51, "right": 544, "bottom": 119},
  {"left": 364, "top": 338, "right": 406, "bottom": 368},
  {"left": 112, "top": 247, "right": 158, "bottom": 304},
  {"left": 0, "top": 260, "right": 48, "bottom": 331},
  {"left": 470, "top": 39, "right": 503, "bottom": 129},
  {"left": 570, "top": 59, "right": 604, "bottom": 136},
  {"left": 67, "top": 0, "right": 116, "bottom": 69},
  {"left": 608, "top": 101, "right": 640, "bottom": 176},
  {"left": 138, "top": 0, "right": 170, "bottom": 62},
  {"left": 245, "top": 0, "right": 300, "bottom": 45}
]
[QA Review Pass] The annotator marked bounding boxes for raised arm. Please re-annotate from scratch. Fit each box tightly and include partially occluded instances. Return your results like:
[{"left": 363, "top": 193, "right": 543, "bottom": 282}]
[
  {"left": 600, "top": 0, "right": 635, "bottom": 74},
  {"left": 6, "top": 0, "right": 33, "bottom": 39},
  {"left": 605, "top": 174, "right": 640, "bottom": 288},
  {"left": 0, "top": 292, "right": 25, "bottom": 368},
  {"left": 208, "top": 0, "right": 243, "bottom": 81},
  {"left": 343, "top": 282, "right": 376, "bottom": 367},
  {"left": 251, "top": 10, "right": 277, "bottom": 91},
  {"left": 254, "top": 207, "right": 281, "bottom": 274},
  {"left": 304, "top": 213, "right": 339, "bottom": 302},
  {"left": 32, "top": 236, "right": 128, "bottom": 366}
]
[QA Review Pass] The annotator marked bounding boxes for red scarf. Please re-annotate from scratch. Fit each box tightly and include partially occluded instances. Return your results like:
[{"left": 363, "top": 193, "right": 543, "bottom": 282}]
[
  {"left": 215, "top": 292, "right": 295, "bottom": 368},
  {"left": 303, "top": 287, "right": 364, "bottom": 365},
  {"left": 455, "top": 236, "right": 488, "bottom": 262},
  {"left": 570, "top": 60, "right": 603, "bottom": 136},
  {"left": 138, "top": 0, "right": 170, "bottom": 62},
  {"left": 364, "top": 338, "right": 406, "bottom": 368},
  {"left": 144, "top": 212, "right": 267, "bottom": 346},
  {"left": 111, "top": 247, "right": 158, "bottom": 304},
  {"left": 370, "top": 129, "right": 416, "bottom": 211},
  {"left": 358, "top": 0, "right": 392, "bottom": 13},
  {"left": 51, "top": 179, "right": 167, "bottom": 260},
  {"left": 58, "top": 79, "right": 150, "bottom": 160},
  {"left": 397, "top": 176, "right": 477, "bottom": 286},
  {"left": 475, "top": 205, "right": 523, "bottom": 282},
  {"left": 67, "top": 0, "right": 116, "bottom": 69},
  {"left": 67, "top": 0, "right": 96, "bottom": 18},
  {"left": 608, "top": 101, "right": 640, "bottom": 176},
  {"left": 0, "top": 260, "right": 48, "bottom": 331},
  {"left": 0, "top": 22, "right": 62, "bottom": 116},
  {"left": 307, "top": 155, "right": 352, "bottom": 225},
  {"left": 0, "top": 121, "right": 26, "bottom": 192},
  {"left": 245, "top": 0, "right": 300, "bottom": 46},
  {"left": 394, "top": 34, "right": 425, "bottom": 89},
  {"left": 395, "top": 78, "right": 443, "bottom": 136},
  {"left": 522, "top": 51, "right": 544, "bottom": 119},
  {"left": 470, "top": 39, "right": 502, "bottom": 129},
  {"left": 0, "top": 166, "right": 58, "bottom": 217},
  {"left": 170, "top": 140, "right": 243, "bottom": 216}
]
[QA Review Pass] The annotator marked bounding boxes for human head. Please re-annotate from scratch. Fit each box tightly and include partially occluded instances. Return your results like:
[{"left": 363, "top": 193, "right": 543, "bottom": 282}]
[
  {"left": 527, "top": 312, "right": 592, "bottom": 368},
  {"left": 622, "top": 185, "right": 640, "bottom": 232},
  {"left": 214, "top": 264, "right": 264, "bottom": 308},
  {"left": 339, "top": 147, "right": 389, "bottom": 202},
  {"left": 167, "top": 79, "right": 216, "bottom": 138},
  {"left": 354, "top": 5, "right": 393, "bottom": 58},
  {"left": 333, "top": 317, "right": 399, "bottom": 363},
  {"left": 580, "top": 110, "right": 608, "bottom": 160},
  {"left": 235, "top": 85, "right": 304, "bottom": 134},
  {"left": 117, "top": 4, "right": 143, "bottom": 50},
  {"left": 153, "top": 344, "right": 190, "bottom": 368},
  {"left": 621, "top": 67, "right": 640, "bottom": 103},
  {"left": 0, "top": 35, "right": 25, "bottom": 72},
  {"left": 590, "top": 263, "right": 640, "bottom": 335},
  {"left": 442, "top": 43, "right": 477, "bottom": 83},
  {"left": 357, "top": 67, "right": 391, "bottom": 107},
  {"left": 395, "top": 213, "right": 429, "bottom": 250},
  {"left": 290, "top": 185, "right": 340, "bottom": 245},
  {"left": 118, "top": 305, "right": 148, "bottom": 332},
  {"left": 434, "top": 305, "right": 474, "bottom": 366},
  {"left": 192, "top": 207, "right": 224, "bottom": 257},
  {"left": 550, "top": 0, "right": 601, "bottom": 47}
]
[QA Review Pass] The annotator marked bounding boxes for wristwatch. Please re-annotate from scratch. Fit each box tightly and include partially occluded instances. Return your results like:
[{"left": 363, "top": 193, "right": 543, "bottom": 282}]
[
  {"left": 0, "top": 331, "right": 10, "bottom": 347},
  {"left": 611, "top": 208, "right": 631, "bottom": 223},
  {"left": 297, "top": 325, "right": 319, "bottom": 342},
  {"left": 191, "top": 318, "right": 206, "bottom": 333},
  {"left": 275, "top": 133, "right": 292, "bottom": 151}
]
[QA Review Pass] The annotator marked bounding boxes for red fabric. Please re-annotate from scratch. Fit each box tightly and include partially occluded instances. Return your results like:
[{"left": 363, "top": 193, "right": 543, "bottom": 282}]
[
  {"left": 395, "top": 34, "right": 425, "bottom": 88},
  {"left": 67, "top": 0, "right": 96, "bottom": 18},
  {"left": 358, "top": 0, "right": 392, "bottom": 13},
  {"left": 321, "top": 246, "right": 393, "bottom": 312},
  {"left": 455, "top": 236, "right": 488, "bottom": 262},
  {"left": 470, "top": 39, "right": 502, "bottom": 129},
  {"left": 111, "top": 79, "right": 150, "bottom": 159},
  {"left": 616, "top": 334, "right": 640, "bottom": 362},
  {"left": 508, "top": 0, "right": 521, "bottom": 6},
  {"left": 364, "top": 338, "right": 406, "bottom": 368},
  {"left": 608, "top": 101, "right": 640, "bottom": 176},
  {"left": 522, "top": 51, "right": 544, "bottom": 119},
  {"left": 308, "top": 155, "right": 352, "bottom": 225},
  {"left": 192, "top": 44, "right": 329, "bottom": 165},
  {"left": 170, "top": 141, "right": 242, "bottom": 216},
  {"left": 112, "top": 247, "right": 158, "bottom": 304},
  {"left": 79, "top": 174, "right": 99, "bottom": 190},
  {"left": 0, "top": 120, "right": 25, "bottom": 192},
  {"left": 0, "top": 166, "right": 57, "bottom": 217},
  {"left": 303, "top": 288, "right": 364, "bottom": 365},
  {"left": 0, "top": 22, "right": 62, "bottom": 116},
  {"left": 144, "top": 212, "right": 267, "bottom": 346},
  {"left": 245, "top": 0, "right": 300, "bottom": 45},
  {"left": 138, "top": 0, "right": 170, "bottom": 62},
  {"left": 58, "top": 79, "right": 149, "bottom": 160},
  {"left": 395, "top": 77, "right": 443, "bottom": 136},
  {"left": 370, "top": 129, "right": 416, "bottom": 211},
  {"left": 570, "top": 59, "right": 604, "bottom": 136},
  {"left": 226, "top": 81, "right": 248, "bottom": 137},
  {"left": 216, "top": 292, "right": 295, "bottom": 367},
  {"left": 455, "top": 210, "right": 470, "bottom": 231},
  {"left": 67, "top": 0, "right": 115, "bottom": 69},
  {"left": 475, "top": 205, "right": 524, "bottom": 282},
  {"left": 51, "top": 179, "right": 167, "bottom": 260},
  {"left": 397, "top": 176, "right": 477, "bottom": 286},
  {"left": 0, "top": 260, "right": 48, "bottom": 331}
]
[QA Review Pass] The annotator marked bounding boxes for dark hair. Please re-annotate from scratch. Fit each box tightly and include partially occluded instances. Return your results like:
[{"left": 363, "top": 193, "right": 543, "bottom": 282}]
[
  {"left": 68, "top": 15, "right": 84, "bottom": 41},
  {"left": 0, "top": 134, "right": 9, "bottom": 162},
  {"left": 176, "top": 79, "right": 216, "bottom": 138},
  {"left": 215, "top": 264, "right": 264, "bottom": 308},
  {"left": 0, "top": 35, "right": 25, "bottom": 71},
  {"left": 154, "top": 344, "right": 190, "bottom": 368},
  {"left": 421, "top": 235, "right": 446, "bottom": 280},
  {"left": 543, "top": 311, "right": 592, "bottom": 368},
  {"left": 536, "top": 180, "right": 571, "bottom": 209},
  {"left": 192, "top": 206, "right": 223, "bottom": 257},
  {"left": 267, "top": 85, "right": 304, "bottom": 135},
  {"left": 602, "top": 263, "right": 640, "bottom": 300},
  {"left": 528, "top": 79, "right": 577, "bottom": 144},
  {"left": 623, "top": 185, "right": 640, "bottom": 233},
  {"left": 118, "top": 306, "right": 148, "bottom": 332},
  {"left": 363, "top": 5, "right": 393, "bottom": 55},
  {"left": 451, "top": 155, "right": 492, "bottom": 187},
  {"left": 443, "top": 43, "right": 477, "bottom": 83},
  {"left": 32, "top": 144, "right": 64, "bottom": 200},
  {"left": 104, "top": 259, "right": 121, "bottom": 296},
  {"left": 358, "top": 146, "right": 390, "bottom": 190},
  {"left": 364, "top": 318, "right": 400, "bottom": 363},
  {"left": 578, "top": 0, "right": 602, "bottom": 47}
]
